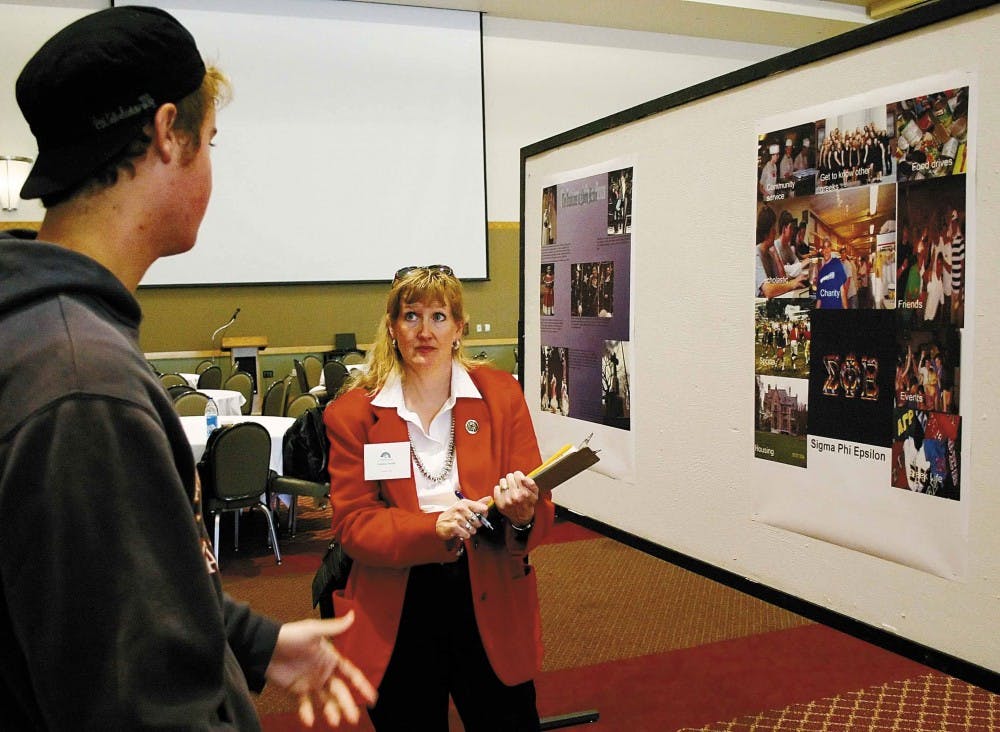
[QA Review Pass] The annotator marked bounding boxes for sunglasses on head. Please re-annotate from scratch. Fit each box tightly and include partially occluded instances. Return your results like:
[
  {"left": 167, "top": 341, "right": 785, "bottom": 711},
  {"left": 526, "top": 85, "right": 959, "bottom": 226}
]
[{"left": 393, "top": 264, "right": 454, "bottom": 283}]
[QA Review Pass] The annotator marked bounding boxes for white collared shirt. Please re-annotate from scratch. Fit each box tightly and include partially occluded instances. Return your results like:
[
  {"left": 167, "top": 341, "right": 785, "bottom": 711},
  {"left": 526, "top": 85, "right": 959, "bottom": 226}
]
[{"left": 372, "top": 363, "right": 482, "bottom": 512}]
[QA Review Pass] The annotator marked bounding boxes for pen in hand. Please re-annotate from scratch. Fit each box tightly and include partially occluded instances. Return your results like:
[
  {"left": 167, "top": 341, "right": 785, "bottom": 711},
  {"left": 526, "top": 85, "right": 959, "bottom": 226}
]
[{"left": 454, "top": 489, "right": 494, "bottom": 531}]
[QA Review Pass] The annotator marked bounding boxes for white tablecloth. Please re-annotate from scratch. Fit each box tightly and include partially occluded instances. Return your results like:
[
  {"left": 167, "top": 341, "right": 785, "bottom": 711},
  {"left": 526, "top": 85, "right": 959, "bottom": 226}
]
[
  {"left": 179, "top": 372, "right": 199, "bottom": 388},
  {"left": 200, "top": 389, "right": 246, "bottom": 416},
  {"left": 181, "top": 415, "right": 295, "bottom": 473}
]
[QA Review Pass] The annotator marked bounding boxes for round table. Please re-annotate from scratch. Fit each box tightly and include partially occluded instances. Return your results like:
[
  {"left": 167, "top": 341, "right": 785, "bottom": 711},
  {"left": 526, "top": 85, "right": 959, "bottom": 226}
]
[
  {"left": 181, "top": 415, "right": 295, "bottom": 473},
  {"left": 200, "top": 389, "right": 246, "bottom": 416}
]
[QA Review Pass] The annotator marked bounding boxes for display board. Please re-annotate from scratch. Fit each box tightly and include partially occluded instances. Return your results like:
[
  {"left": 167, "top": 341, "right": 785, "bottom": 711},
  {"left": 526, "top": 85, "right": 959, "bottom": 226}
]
[
  {"left": 521, "top": 0, "right": 1000, "bottom": 687},
  {"left": 118, "top": 0, "right": 487, "bottom": 286}
]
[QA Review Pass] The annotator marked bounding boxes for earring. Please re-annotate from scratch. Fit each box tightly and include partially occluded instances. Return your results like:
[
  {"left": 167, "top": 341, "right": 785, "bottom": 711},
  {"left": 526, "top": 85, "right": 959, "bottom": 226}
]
[
  {"left": 392, "top": 338, "right": 397, "bottom": 350},
  {"left": 453, "top": 340, "right": 461, "bottom": 351}
]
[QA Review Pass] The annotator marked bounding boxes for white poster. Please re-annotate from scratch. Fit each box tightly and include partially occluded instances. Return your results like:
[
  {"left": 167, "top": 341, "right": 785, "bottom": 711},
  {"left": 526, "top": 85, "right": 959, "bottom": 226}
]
[{"left": 752, "top": 72, "right": 975, "bottom": 579}]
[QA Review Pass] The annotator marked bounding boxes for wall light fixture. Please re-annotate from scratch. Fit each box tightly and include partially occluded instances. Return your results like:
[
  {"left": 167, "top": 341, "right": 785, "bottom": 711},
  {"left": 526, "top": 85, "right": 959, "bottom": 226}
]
[{"left": 1, "top": 156, "right": 34, "bottom": 211}]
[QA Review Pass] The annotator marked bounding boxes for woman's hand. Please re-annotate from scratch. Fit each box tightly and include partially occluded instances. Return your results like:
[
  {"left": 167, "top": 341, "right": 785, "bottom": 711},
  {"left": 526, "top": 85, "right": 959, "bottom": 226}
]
[
  {"left": 493, "top": 471, "right": 538, "bottom": 527},
  {"left": 435, "top": 496, "right": 490, "bottom": 541}
]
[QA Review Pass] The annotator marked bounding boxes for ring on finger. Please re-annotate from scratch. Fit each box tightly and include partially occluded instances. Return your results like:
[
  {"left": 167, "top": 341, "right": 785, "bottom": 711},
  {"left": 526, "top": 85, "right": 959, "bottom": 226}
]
[{"left": 464, "top": 521, "right": 472, "bottom": 531}]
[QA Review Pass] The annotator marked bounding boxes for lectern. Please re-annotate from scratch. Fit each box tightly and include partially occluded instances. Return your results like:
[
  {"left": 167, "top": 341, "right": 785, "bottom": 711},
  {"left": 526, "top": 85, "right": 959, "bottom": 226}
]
[{"left": 221, "top": 336, "right": 267, "bottom": 394}]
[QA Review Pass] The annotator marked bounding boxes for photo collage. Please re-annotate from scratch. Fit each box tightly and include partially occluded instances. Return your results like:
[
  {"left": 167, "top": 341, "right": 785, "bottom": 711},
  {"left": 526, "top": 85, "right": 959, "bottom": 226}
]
[{"left": 754, "top": 85, "right": 968, "bottom": 501}]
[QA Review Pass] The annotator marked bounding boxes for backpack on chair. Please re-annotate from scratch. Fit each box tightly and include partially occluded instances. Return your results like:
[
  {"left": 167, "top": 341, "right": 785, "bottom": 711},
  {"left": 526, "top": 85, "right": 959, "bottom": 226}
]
[{"left": 281, "top": 406, "right": 329, "bottom": 484}]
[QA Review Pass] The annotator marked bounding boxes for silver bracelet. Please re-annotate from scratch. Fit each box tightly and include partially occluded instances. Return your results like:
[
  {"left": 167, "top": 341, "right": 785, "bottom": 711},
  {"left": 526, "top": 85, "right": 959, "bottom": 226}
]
[{"left": 510, "top": 520, "right": 533, "bottom": 532}]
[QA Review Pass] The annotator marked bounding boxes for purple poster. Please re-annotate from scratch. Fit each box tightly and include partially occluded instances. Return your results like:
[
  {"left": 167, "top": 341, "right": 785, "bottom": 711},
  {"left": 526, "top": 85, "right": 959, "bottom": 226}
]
[{"left": 539, "top": 167, "right": 632, "bottom": 430}]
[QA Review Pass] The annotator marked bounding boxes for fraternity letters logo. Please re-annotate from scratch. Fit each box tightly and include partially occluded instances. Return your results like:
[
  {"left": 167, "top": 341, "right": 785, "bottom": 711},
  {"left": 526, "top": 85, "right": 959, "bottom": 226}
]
[{"left": 822, "top": 353, "right": 879, "bottom": 400}]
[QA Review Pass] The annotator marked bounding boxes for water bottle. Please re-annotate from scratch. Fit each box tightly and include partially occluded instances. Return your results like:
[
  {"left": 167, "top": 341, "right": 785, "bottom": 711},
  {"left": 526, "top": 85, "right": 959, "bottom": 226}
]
[{"left": 205, "top": 398, "right": 219, "bottom": 437}]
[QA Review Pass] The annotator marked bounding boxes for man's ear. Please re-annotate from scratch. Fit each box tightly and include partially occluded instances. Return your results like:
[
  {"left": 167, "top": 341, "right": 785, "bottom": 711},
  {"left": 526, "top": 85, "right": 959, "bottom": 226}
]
[{"left": 151, "top": 103, "right": 180, "bottom": 162}]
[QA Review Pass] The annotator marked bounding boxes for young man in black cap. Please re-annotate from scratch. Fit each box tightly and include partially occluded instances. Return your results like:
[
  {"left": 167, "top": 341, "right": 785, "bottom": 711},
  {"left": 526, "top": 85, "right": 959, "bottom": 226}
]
[{"left": 0, "top": 7, "right": 375, "bottom": 730}]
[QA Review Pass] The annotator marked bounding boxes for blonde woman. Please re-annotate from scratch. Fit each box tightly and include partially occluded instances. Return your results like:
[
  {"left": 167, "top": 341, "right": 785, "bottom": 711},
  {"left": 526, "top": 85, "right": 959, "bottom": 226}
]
[{"left": 324, "top": 265, "right": 554, "bottom": 731}]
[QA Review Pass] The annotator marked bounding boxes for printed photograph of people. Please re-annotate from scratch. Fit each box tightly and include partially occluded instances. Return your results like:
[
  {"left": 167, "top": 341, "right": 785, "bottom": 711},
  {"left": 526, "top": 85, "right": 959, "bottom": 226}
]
[
  {"left": 754, "top": 374, "right": 808, "bottom": 468},
  {"left": 896, "top": 174, "right": 966, "bottom": 327},
  {"left": 602, "top": 340, "right": 630, "bottom": 430},
  {"left": 814, "top": 105, "right": 895, "bottom": 193},
  {"left": 889, "top": 86, "right": 969, "bottom": 183},
  {"left": 757, "top": 123, "right": 816, "bottom": 201},
  {"left": 783, "top": 182, "right": 895, "bottom": 309},
  {"left": 755, "top": 298, "right": 811, "bottom": 379},
  {"left": 607, "top": 167, "right": 632, "bottom": 235},
  {"left": 570, "top": 261, "right": 614, "bottom": 317},
  {"left": 542, "top": 185, "right": 557, "bottom": 246},
  {"left": 540, "top": 346, "right": 569, "bottom": 416},
  {"left": 540, "top": 264, "right": 555, "bottom": 316},
  {"left": 891, "top": 408, "right": 960, "bottom": 501},
  {"left": 894, "top": 325, "right": 960, "bottom": 415},
  {"left": 755, "top": 204, "right": 809, "bottom": 299}
]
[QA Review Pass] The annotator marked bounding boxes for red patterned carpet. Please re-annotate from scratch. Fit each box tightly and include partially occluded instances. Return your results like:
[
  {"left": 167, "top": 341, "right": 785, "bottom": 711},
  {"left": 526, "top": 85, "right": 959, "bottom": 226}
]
[
  {"left": 688, "top": 674, "right": 1000, "bottom": 731},
  {"left": 218, "top": 506, "right": 997, "bottom": 731},
  {"left": 536, "top": 624, "right": 941, "bottom": 731}
]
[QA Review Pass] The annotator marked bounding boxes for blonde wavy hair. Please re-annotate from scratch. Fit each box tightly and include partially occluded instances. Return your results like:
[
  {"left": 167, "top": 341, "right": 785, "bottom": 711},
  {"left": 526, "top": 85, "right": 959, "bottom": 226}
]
[{"left": 346, "top": 267, "right": 477, "bottom": 396}]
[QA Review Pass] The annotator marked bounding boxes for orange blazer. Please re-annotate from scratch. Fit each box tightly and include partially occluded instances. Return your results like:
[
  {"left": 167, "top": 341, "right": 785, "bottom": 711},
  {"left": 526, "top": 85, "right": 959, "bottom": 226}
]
[{"left": 324, "top": 366, "right": 554, "bottom": 688}]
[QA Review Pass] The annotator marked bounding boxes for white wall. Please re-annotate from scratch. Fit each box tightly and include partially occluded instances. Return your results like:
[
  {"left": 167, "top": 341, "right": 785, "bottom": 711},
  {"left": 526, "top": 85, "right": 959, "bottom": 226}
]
[
  {"left": 521, "top": 5, "right": 1000, "bottom": 673},
  {"left": 482, "top": 17, "right": 788, "bottom": 221},
  {"left": 1, "top": 4, "right": 788, "bottom": 226}
]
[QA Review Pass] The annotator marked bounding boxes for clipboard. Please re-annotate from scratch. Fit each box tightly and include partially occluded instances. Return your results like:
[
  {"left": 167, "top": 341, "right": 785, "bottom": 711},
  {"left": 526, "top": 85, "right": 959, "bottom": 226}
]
[{"left": 528, "top": 434, "right": 600, "bottom": 493}]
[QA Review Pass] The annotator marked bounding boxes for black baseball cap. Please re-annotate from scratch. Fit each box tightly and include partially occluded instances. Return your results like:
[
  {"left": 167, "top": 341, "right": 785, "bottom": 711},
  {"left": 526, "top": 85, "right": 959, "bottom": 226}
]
[{"left": 15, "top": 6, "right": 206, "bottom": 200}]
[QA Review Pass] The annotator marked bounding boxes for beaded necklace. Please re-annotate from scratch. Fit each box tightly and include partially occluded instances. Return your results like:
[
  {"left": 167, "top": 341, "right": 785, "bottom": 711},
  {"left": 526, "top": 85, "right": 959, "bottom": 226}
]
[{"left": 409, "top": 413, "right": 456, "bottom": 484}]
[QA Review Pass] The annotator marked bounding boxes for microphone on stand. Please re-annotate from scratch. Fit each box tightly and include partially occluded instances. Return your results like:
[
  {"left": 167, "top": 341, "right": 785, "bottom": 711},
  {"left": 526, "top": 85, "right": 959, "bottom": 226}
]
[{"left": 211, "top": 308, "right": 241, "bottom": 363}]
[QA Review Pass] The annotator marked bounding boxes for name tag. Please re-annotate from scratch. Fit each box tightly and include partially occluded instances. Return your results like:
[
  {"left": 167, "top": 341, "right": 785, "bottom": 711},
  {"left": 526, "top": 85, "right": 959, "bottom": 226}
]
[{"left": 364, "top": 442, "right": 412, "bottom": 481}]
